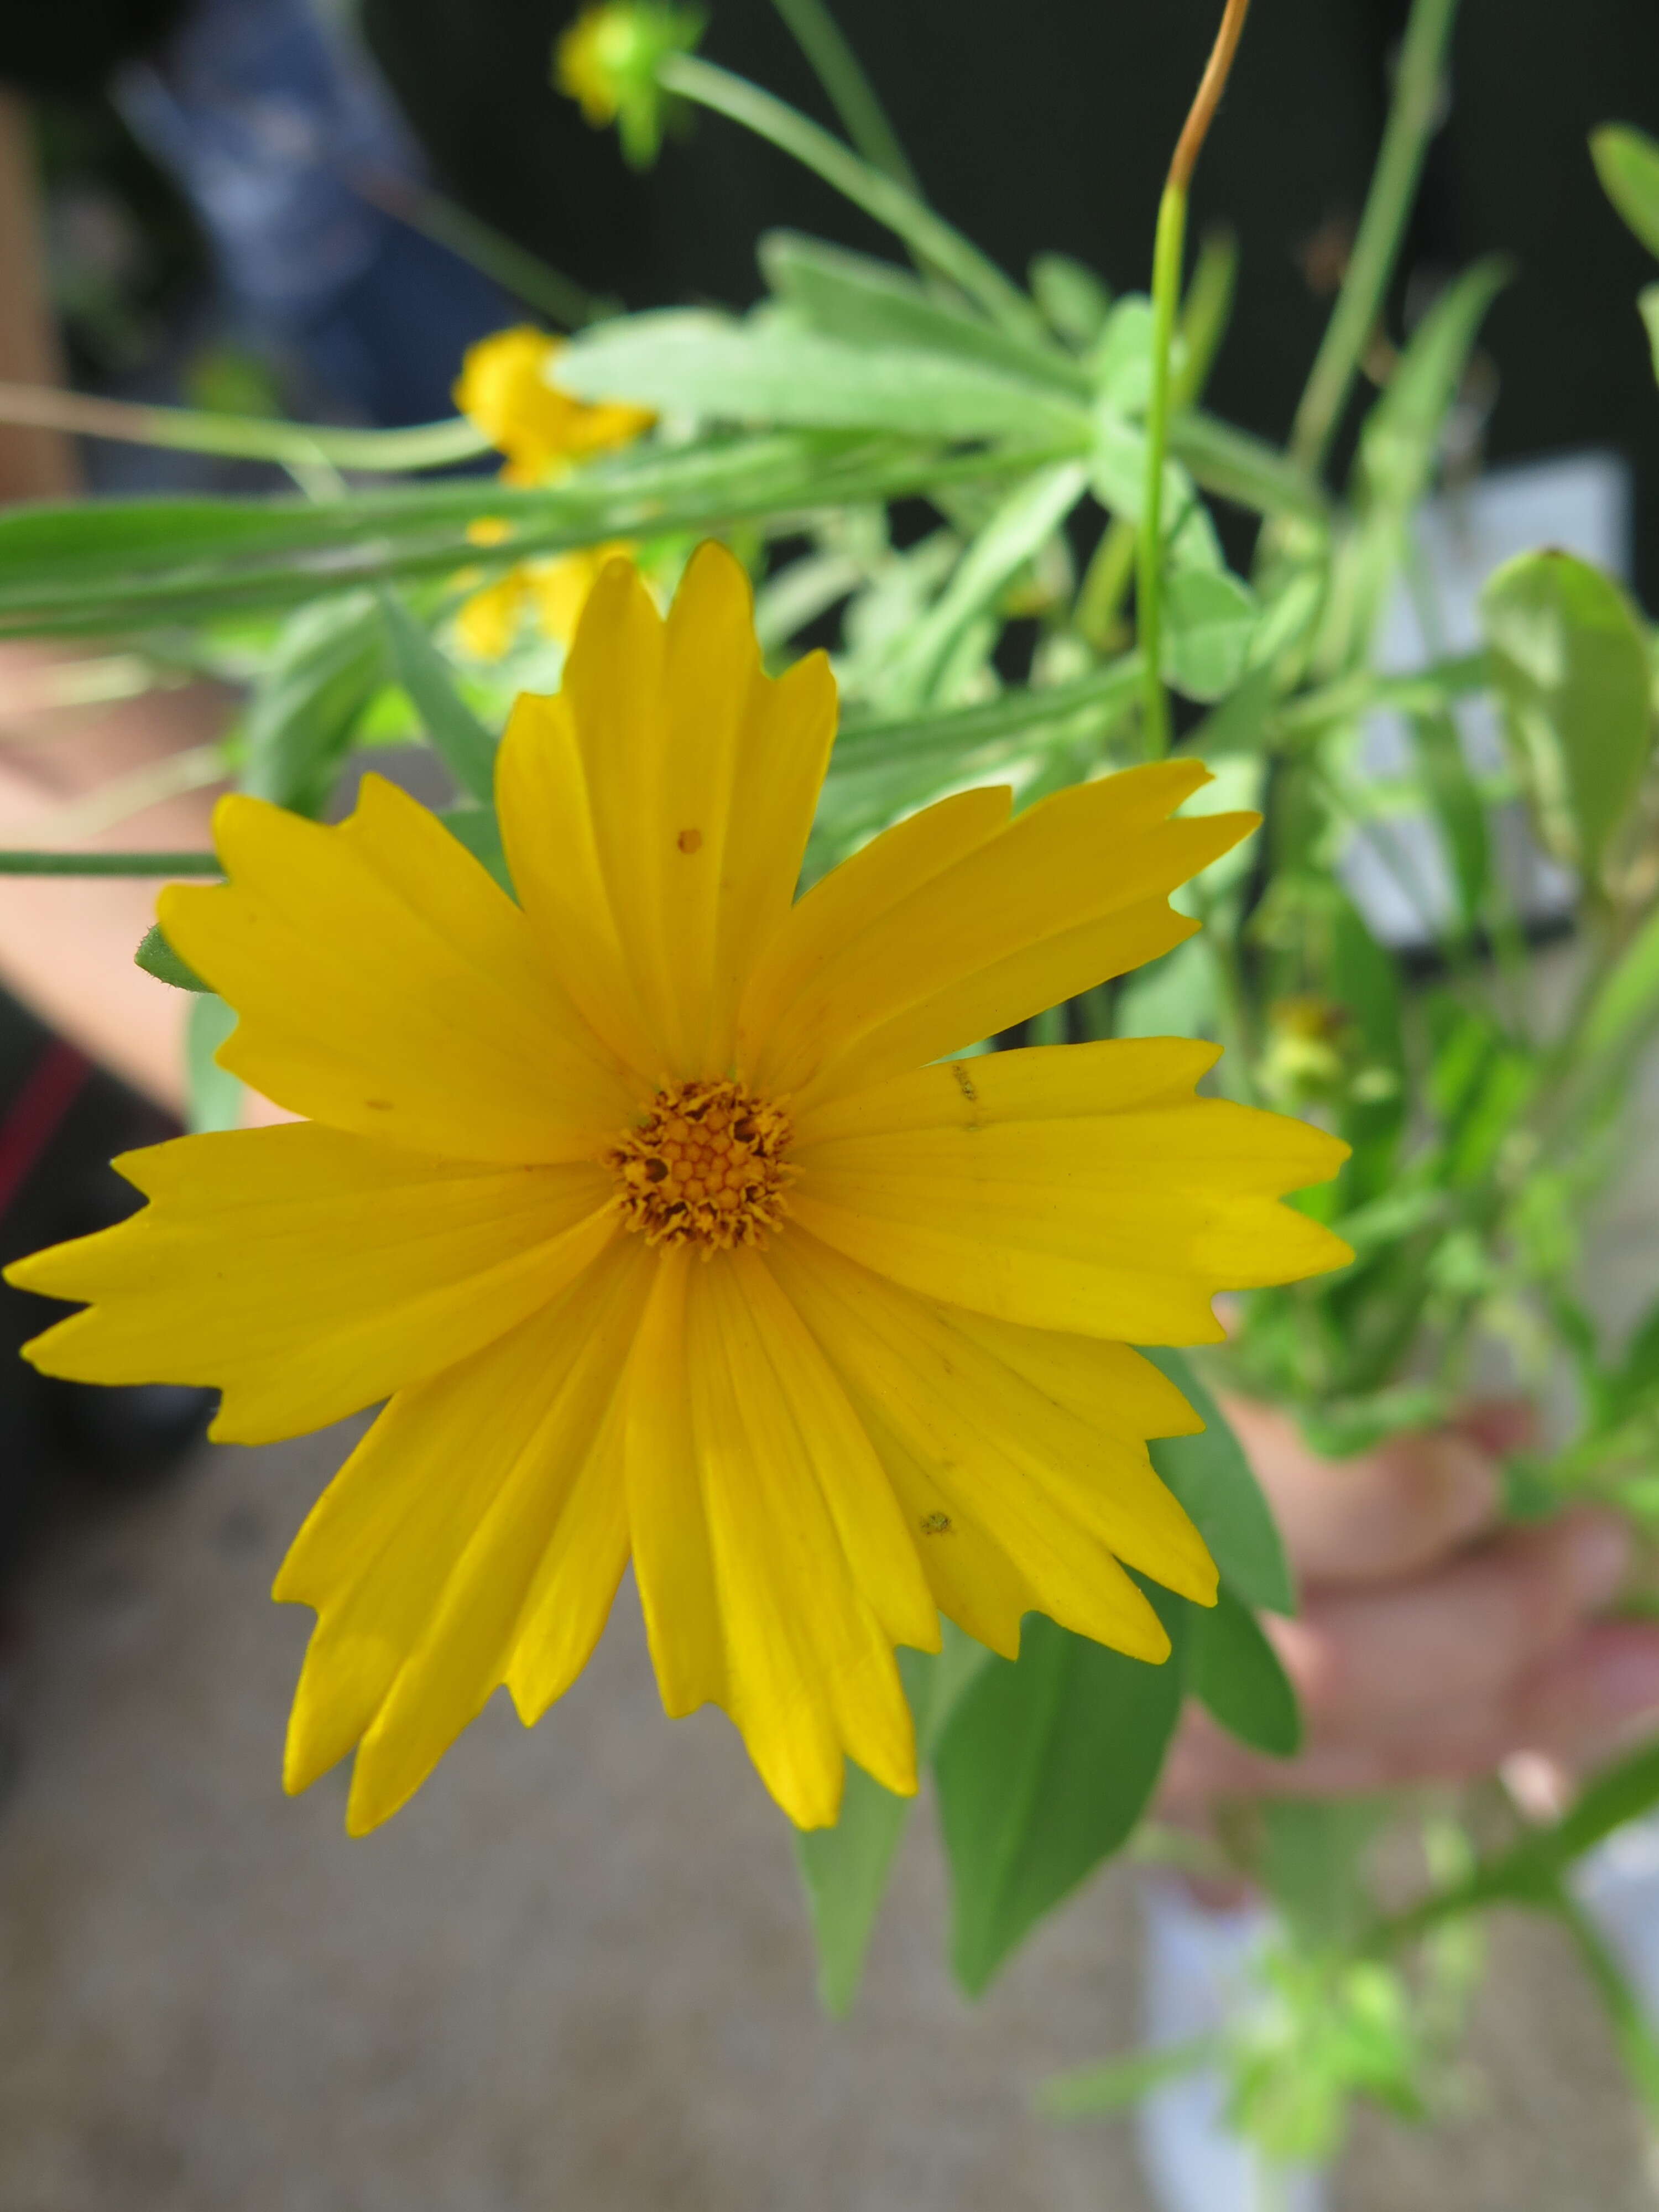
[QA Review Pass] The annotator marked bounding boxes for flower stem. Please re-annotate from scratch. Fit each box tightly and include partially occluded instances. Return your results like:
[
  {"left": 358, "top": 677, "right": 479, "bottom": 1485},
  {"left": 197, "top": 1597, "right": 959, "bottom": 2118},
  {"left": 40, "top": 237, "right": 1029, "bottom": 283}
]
[
  {"left": 1288, "top": 0, "right": 1463, "bottom": 475},
  {"left": 1138, "top": 0, "right": 1254, "bottom": 758},
  {"left": 658, "top": 55, "right": 1047, "bottom": 343},
  {"left": 0, "top": 849, "right": 222, "bottom": 875},
  {"left": 766, "top": 0, "right": 919, "bottom": 191},
  {"left": 0, "top": 383, "right": 491, "bottom": 473}
]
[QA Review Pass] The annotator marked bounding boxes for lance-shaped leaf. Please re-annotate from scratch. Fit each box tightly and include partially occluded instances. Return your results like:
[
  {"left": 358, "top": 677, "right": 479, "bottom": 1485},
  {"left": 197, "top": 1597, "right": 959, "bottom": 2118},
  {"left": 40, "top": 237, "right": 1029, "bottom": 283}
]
[
  {"left": 1190, "top": 1585, "right": 1302, "bottom": 1758},
  {"left": 935, "top": 1590, "right": 1188, "bottom": 1995},
  {"left": 1480, "top": 549, "right": 1653, "bottom": 887},
  {"left": 556, "top": 310, "right": 1092, "bottom": 446},
  {"left": 239, "top": 589, "right": 387, "bottom": 818},
  {"left": 794, "top": 1629, "right": 992, "bottom": 2016},
  {"left": 1592, "top": 124, "right": 1659, "bottom": 261},
  {"left": 376, "top": 588, "right": 497, "bottom": 804},
  {"left": 759, "top": 231, "right": 1088, "bottom": 396},
  {"left": 1143, "top": 1348, "right": 1296, "bottom": 1616}
]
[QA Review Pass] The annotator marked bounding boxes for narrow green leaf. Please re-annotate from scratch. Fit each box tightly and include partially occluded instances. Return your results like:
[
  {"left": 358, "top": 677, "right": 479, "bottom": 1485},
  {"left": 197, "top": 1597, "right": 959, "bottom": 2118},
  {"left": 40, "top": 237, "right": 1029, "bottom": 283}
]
[
  {"left": 935, "top": 1592, "right": 1187, "bottom": 1995},
  {"left": 1641, "top": 286, "right": 1659, "bottom": 381},
  {"left": 1480, "top": 547, "right": 1653, "bottom": 883},
  {"left": 1161, "top": 568, "right": 1259, "bottom": 702},
  {"left": 794, "top": 1627, "right": 990, "bottom": 2017},
  {"left": 376, "top": 588, "right": 497, "bottom": 803},
  {"left": 1592, "top": 124, "right": 1659, "bottom": 260},
  {"left": 1581, "top": 900, "right": 1659, "bottom": 1060},
  {"left": 796, "top": 1762, "right": 913, "bottom": 2018},
  {"left": 1357, "top": 259, "right": 1512, "bottom": 514},
  {"left": 760, "top": 232, "right": 1088, "bottom": 395},
  {"left": 1142, "top": 1348, "right": 1296, "bottom": 1616},
  {"left": 1190, "top": 1585, "right": 1302, "bottom": 1757},
  {"left": 134, "top": 922, "right": 209, "bottom": 992},
  {"left": 241, "top": 590, "right": 388, "bottom": 817},
  {"left": 186, "top": 993, "right": 241, "bottom": 1134},
  {"left": 557, "top": 311, "right": 1091, "bottom": 446},
  {"left": 1036, "top": 2036, "right": 1221, "bottom": 2119},
  {"left": 881, "top": 462, "right": 1088, "bottom": 707},
  {"left": 1030, "top": 253, "right": 1112, "bottom": 352}
]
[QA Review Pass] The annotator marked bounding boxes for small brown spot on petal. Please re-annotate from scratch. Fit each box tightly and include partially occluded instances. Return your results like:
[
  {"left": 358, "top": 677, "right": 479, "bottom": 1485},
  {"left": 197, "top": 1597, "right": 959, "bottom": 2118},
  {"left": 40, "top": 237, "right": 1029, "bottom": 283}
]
[
  {"left": 677, "top": 828, "right": 703, "bottom": 854},
  {"left": 365, "top": 1099, "right": 393, "bottom": 1110}
]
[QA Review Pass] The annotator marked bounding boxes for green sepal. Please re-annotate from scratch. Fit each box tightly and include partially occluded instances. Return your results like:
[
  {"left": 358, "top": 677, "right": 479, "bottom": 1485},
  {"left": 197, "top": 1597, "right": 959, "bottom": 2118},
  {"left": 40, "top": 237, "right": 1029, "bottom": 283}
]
[{"left": 135, "top": 922, "right": 210, "bottom": 993}]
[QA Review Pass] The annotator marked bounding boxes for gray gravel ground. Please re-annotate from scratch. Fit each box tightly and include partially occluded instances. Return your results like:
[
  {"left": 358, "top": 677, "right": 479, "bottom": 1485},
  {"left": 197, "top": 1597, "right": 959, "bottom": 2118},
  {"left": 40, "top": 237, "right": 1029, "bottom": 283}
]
[{"left": 0, "top": 1421, "right": 1651, "bottom": 2212}]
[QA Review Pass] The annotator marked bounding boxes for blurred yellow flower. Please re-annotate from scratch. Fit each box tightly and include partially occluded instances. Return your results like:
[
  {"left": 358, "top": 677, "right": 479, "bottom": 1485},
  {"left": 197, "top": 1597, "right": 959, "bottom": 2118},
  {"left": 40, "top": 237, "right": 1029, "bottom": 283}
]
[
  {"left": 555, "top": 3, "right": 705, "bottom": 168},
  {"left": 8, "top": 546, "right": 1349, "bottom": 1837},
  {"left": 456, "top": 542, "right": 636, "bottom": 660},
  {"left": 453, "top": 326, "right": 653, "bottom": 486}
]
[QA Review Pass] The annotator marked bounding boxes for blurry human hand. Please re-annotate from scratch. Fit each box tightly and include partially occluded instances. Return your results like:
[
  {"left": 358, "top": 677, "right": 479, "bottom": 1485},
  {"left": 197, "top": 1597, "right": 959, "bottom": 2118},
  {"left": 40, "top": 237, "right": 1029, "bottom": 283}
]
[{"left": 1156, "top": 1396, "right": 1659, "bottom": 1818}]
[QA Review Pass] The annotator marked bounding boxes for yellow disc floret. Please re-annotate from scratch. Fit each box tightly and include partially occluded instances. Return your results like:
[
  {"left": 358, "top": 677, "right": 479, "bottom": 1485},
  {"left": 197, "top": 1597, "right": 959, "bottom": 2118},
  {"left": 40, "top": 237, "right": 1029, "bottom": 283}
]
[{"left": 607, "top": 1078, "right": 794, "bottom": 1252}]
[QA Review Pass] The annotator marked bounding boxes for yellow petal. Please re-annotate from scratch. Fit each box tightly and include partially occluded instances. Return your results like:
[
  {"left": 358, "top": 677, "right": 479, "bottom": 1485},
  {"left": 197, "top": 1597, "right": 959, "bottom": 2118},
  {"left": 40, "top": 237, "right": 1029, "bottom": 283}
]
[
  {"left": 625, "top": 1247, "right": 922, "bottom": 1827},
  {"left": 161, "top": 774, "right": 633, "bottom": 1161},
  {"left": 275, "top": 1239, "right": 650, "bottom": 1830},
  {"left": 744, "top": 759, "right": 1255, "bottom": 1109},
  {"left": 790, "top": 1040, "right": 1352, "bottom": 1342},
  {"left": 769, "top": 1233, "right": 1185, "bottom": 1661},
  {"left": 454, "top": 326, "right": 652, "bottom": 484},
  {"left": 497, "top": 545, "right": 837, "bottom": 1082},
  {"left": 7, "top": 1122, "right": 616, "bottom": 1443}
]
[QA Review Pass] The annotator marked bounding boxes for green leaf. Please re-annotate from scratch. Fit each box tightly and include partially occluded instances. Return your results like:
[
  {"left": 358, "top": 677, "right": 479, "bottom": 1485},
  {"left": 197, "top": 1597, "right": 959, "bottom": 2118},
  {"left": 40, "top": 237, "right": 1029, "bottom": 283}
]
[
  {"left": 1036, "top": 2036, "right": 1220, "bottom": 2119},
  {"left": 437, "top": 805, "right": 515, "bottom": 895},
  {"left": 880, "top": 462, "right": 1088, "bottom": 708},
  {"left": 1581, "top": 900, "right": 1659, "bottom": 1060},
  {"left": 134, "top": 922, "right": 208, "bottom": 992},
  {"left": 1092, "top": 413, "right": 1222, "bottom": 572},
  {"left": 1357, "top": 259, "right": 1512, "bottom": 514},
  {"left": 1258, "top": 1799, "right": 1389, "bottom": 1948},
  {"left": 1190, "top": 1585, "right": 1302, "bottom": 1757},
  {"left": 1141, "top": 1348, "right": 1296, "bottom": 1616},
  {"left": 1408, "top": 708, "right": 1490, "bottom": 937},
  {"left": 186, "top": 993, "right": 241, "bottom": 1133},
  {"left": 794, "top": 1627, "right": 990, "bottom": 2016},
  {"left": 1480, "top": 547, "right": 1653, "bottom": 884},
  {"left": 760, "top": 232, "right": 1088, "bottom": 395},
  {"left": 935, "top": 1591, "right": 1187, "bottom": 1995},
  {"left": 1641, "top": 286, "right": 1659, "bottom": 382},
  {"left": 1592, "top": 124, "right": 1659, "bottom": 260},
  {"left": 556, "top": 310, "right": 1092, "bottom": 446},
  {"left": 240, "top": 589, "right": 388, "bottom": 817},
  {"left": 376, "top": 588, "right": 497, "bottom": 803},
  {"left": 1161, "top": 568, "right": 1259, "bottom": 702},
  {"left": 0, "top": 433, "right": 1029, "bottom": 634},
  {"left": 796, "top": 1762, "right": 912, "bottom": 2018},
  {"left": 1029, "top": 253, "right": 1112, "bottom": 352}
]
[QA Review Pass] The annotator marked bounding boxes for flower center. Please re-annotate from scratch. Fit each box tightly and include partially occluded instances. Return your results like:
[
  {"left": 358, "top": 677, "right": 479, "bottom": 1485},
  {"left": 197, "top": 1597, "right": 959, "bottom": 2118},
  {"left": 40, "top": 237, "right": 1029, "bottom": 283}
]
[{"left": 607, "top": 1079, "right": 795, "bottom": 1254}]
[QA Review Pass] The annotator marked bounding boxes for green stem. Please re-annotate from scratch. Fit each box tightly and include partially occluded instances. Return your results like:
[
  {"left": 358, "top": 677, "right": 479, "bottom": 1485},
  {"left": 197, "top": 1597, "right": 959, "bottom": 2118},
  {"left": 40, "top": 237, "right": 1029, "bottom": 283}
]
[
  {"left": 0, "top": 849, "right": 222, "bottom": 875},
  {"left": 658, "top": 55, "right": 1047, "bottom": 343},
  {"left": 352, "top": 169, "right": 608, "bottom": 328},
  {"left": 766, "top": 0, "right": 919, "bottom": 191},
  {"left": 1288, "top": 0, "right": 1463, "bottom": 474},
  {"left": 0, "top": 383, "right": 492, "bottom": 473},
  {"left": 1138, "top": 179, "right": 1188, "bottom": 758},
  {"left": 1078, "top": 229, "right": 1237, "bottom": 651}
]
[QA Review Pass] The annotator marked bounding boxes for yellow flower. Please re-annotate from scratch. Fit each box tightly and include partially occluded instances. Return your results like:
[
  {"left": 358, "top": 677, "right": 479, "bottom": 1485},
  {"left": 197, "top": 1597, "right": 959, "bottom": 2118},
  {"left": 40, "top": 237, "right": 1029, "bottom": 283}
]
[
  {"left": 6, "top": 546, "right": 1349, "bottom": 1836},
  {"left": 453, "top": 326, "right": 654, "bottom": 487},
  {"left": 456, "top": 542, "right": 636, "bottom": 660},
  {"left": 555, "top": 3, "right": 705, "bottom": 169}
]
